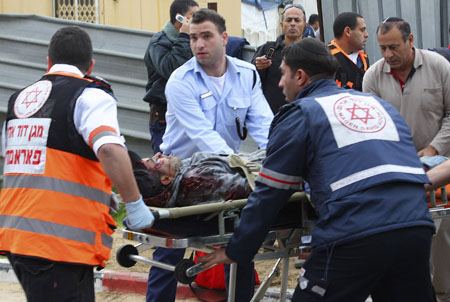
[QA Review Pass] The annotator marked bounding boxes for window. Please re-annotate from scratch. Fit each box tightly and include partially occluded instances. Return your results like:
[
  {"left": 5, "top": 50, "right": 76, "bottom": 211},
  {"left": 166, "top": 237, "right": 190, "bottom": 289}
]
[
  {"left": 207, "top": 2, "right": 218, "bottom": 12},
  {"left": 55, "top": 0, "right": 98, "bottom": 23}
]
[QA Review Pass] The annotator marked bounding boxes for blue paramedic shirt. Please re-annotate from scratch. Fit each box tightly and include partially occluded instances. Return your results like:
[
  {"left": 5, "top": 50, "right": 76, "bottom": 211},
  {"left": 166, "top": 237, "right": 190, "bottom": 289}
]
[{"left": 161, "top": 55, "right": 273, "bottom": 159}]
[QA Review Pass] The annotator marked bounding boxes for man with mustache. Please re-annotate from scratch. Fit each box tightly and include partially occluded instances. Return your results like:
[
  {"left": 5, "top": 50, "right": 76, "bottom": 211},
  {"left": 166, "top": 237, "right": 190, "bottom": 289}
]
[{"left": 363, "top": 17, "right": 450, "bottom": 302}]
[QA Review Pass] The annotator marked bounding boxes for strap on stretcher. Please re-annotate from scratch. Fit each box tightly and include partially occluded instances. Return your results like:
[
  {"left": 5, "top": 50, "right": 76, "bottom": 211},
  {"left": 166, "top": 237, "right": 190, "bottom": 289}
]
[{"left": 149, "top": 191, "right": 307, "bottom": 220}]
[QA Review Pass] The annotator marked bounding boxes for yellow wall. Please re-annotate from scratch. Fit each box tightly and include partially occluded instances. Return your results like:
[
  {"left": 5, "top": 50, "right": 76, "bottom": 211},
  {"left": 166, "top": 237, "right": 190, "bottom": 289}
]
[
  {"left": 102, "top": 0, "right": 241, "bottom": 36},
  {"left": 0, "top": 0, "right": 242, "bottom": 36},
  {"left": 0, "top": 0, "right": 53, "bottom": 16},
  {"left": 195, "top": 0, "right": 242, "bottom": 36}
]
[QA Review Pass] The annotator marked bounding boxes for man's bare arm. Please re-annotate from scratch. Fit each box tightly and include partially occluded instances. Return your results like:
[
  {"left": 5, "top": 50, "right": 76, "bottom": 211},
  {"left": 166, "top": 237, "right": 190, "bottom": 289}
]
[
  {"left": 425, "top": 159, "right": 450, "bottom": 191},
  {"left": 97, "top": 143, "right": 140, "bottom": 202}
]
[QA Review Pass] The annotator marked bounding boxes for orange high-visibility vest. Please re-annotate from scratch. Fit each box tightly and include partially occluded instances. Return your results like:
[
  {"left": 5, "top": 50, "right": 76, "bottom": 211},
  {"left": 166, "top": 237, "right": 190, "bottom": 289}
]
[
  {"left": 328, "top": 40, "right": 369, "bottom": 92},
  {"left": 0, "top": 73, "right": 117, "bottom": 267}
]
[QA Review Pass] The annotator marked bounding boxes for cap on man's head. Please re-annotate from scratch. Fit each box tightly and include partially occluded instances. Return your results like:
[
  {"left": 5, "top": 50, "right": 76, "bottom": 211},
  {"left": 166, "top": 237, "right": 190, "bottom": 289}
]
[
  {"left": 298, "top": 38, "right": 330, "bottom": 55},
  {"left": 282, "top": 38, "right": 339, "bottom": 77}
]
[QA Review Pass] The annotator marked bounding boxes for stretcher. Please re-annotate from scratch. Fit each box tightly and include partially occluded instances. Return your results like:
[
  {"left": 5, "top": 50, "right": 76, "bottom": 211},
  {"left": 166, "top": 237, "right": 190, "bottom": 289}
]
[
  {"left": 116, "top": 189, "right": 450, "bottom": 302},
  {"left": 116, "top": 192, "right": 315, "bottom": 302}
]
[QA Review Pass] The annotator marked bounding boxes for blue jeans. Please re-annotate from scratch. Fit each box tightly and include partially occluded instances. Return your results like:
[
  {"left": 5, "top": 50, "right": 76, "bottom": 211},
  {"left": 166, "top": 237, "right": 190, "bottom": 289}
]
[
  {"left": 149, "top": 121, "right": 165, "bottom": 154},
  {"left": 146, "top": 247, "right": 255, "bottom": 302}
]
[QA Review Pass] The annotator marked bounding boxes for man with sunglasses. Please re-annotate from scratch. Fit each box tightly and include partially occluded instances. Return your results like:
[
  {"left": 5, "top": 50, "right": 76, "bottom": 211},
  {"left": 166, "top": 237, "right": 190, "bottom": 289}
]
[
  {"left": 363, "top": 17, "right": 450, "bottom": 302},
  {"left": 251, "top": 3, "right": 306, "bottom": 114}
]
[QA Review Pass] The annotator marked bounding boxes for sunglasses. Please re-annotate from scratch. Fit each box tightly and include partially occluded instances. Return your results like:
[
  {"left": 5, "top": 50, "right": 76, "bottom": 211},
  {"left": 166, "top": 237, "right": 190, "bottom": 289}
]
[
  {"left": 382, "top": 17, "right": 404, "bottom": 23},
  {"left": 282, "top": 3, "right": 306, "bottom": 16}
]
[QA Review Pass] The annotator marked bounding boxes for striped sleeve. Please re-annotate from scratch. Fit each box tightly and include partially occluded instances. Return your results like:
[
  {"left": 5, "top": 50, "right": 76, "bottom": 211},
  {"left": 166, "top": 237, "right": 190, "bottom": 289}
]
[
  {"left": 257, "top": 167, "right": 303, "bottom": 190},
  {"left": 257, "top": 104, "right": 309, "bottom": 190},
  {"left": 74, "top": 87, "right": 125, "bottom": 155}
]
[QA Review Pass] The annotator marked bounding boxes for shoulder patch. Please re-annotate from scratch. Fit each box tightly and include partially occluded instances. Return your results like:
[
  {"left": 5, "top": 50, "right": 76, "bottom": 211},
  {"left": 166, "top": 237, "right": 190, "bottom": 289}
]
[{"left": 14, "top": 80, "right": 52, "bottom": 118}]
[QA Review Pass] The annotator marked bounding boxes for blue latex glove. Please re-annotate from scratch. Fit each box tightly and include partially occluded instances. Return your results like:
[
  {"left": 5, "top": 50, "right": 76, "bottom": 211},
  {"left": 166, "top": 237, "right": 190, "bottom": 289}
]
[
  {"left": 125, "top": 196, "right": 155, "bottom": 230},
  {"left": 420, "top": 155, "right": 448, "bottom": 170}
]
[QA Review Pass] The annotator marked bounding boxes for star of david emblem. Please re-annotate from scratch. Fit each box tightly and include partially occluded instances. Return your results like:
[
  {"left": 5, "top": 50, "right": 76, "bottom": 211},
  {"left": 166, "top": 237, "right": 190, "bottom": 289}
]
[
  {"left": 14, "top": 80, "right": 52, "bottom": 118},
  {"left": 345, "top": 104, "right": 375, "bottom": 124},
  {"left": 21, "top": 87, "right": 42, "bottom": 109}
]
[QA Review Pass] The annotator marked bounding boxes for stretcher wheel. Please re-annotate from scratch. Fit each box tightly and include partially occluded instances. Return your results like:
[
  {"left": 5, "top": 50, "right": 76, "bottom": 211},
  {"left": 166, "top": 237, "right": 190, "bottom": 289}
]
[
  {"left": 174, "top": 259, "right": 197, "bottom": 284},
  {"left": 116, "top": 244, "right": 138, "bottom": 268}
]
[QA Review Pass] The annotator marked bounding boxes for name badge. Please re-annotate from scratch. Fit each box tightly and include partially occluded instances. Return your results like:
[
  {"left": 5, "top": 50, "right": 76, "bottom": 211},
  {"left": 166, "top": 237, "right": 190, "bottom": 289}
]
[{"left": 200, "top": 91, "right": 213, "bottom": 99}]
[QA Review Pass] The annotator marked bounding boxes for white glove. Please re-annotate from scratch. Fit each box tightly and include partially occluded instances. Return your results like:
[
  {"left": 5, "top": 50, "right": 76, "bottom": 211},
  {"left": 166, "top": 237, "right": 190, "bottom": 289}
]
[{"left": 125, "top": 196, "right": 155, "bottom": 230}]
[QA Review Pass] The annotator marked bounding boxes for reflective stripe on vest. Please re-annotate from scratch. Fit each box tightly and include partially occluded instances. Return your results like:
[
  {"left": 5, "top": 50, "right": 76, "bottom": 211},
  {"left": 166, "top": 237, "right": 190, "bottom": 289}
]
[
  {"left": 3, "top": 174, "right": 111, "bottom": 207},
  {"left": 257, "top": 166, "right": 303, "bottom": 190},
  {"left": 1, "top": 75, "right": 115, "bottom": 266},
  {"left": 330, "top": 164, "right": 426, "bottom": 192}
]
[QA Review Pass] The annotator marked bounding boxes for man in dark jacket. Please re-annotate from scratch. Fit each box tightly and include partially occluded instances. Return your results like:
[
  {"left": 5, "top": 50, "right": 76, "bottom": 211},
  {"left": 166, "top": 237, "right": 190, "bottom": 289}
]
[
  {"left": 251, "top": 3, "right": 306, "bottom": 114},
  {"left": 200, "top": 38, "right": 435, "bottom": 302},
  {"left": 328, "top": 12, "right": 369, "bottom": 91},
  {"left": 143, "top": 0, "right": 199, "bottom": 154}
]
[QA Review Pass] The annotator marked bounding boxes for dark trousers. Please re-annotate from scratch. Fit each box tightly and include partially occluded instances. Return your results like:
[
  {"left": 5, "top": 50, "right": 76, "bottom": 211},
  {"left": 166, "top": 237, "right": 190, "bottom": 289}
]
[
  {"left": 292, "top": 227, "right": 435, "bottom": 302},
  {"left": 149, "top": 102, "right": 166, "bottom": 154},
  {"left": 7, "top": 254, "right": 94, "bottom": 302},
  {"left": 149, "top": 121, "right": 165, "bottom": 154},
  {"left": 146, "top": 247, "right": 255, "bottom": 302}
]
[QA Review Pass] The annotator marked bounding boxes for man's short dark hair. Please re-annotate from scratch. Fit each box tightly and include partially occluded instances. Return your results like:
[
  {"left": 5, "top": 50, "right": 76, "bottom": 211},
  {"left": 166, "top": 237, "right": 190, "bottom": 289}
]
[
  {"left": 333, "top": 12, "right": 363, "bottom": 38},
  {"left": 376, "top": 18, "right": 411, "bottom": 42},
  {"left": 191, "top": 8, "right": 226, "bottom": 34},
  {"left": 170, "top": 0, "right": 198, "bottom": 24},
  {"left": 48, "top": 26, "right": 92, "bottom": 73},
  {"left": 308, "top": 14, "right": 319, "bottom": 25},
  {"left": 170, "top": 0, "right": 199, "bottom": 24},
  {"left": 282, "top": 38, "right": 339, "bottom": 79}
]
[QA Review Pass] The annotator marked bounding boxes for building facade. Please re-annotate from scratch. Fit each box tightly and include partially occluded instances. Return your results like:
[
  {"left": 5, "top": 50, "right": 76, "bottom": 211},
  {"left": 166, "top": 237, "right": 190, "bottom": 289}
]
[{"left": 0, "top": 0, "right": 242, "bottom": 36}]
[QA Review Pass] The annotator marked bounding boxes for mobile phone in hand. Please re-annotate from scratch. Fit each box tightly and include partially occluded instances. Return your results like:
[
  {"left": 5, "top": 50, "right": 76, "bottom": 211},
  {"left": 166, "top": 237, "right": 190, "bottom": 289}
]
[
  {"left": 265, "top": 47, "right": 275, "bottom": 59},
  {"left": 176, "top": 14, "right": 184, "bottom": 23}
]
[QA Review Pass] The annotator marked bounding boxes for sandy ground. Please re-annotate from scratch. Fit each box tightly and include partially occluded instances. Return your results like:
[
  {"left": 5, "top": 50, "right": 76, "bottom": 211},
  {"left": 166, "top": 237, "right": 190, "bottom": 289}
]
[{"left": 0, "top": 230, "right": 301, "bottom": 302}]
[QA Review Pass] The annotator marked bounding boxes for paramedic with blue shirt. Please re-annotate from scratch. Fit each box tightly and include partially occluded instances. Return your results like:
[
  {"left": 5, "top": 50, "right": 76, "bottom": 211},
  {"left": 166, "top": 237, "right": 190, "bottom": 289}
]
[
  {"left": 200, "top": 38, "right": 436, "bottom": 301},
  {"left": 147, "top": 8, "right": 273, "bottom": 302},
  {"left": 160, "top": 18, "right": 273, "bottom": 159}
]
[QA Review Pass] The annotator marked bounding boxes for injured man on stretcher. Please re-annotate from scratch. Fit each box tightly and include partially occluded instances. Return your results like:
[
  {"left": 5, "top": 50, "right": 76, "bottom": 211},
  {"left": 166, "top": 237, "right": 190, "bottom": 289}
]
[
  {"left": 126, "top": 149, "right": 307, "bottom": 236},
  {"left": 129, "top": 149, "right": 267, "bottom": 208}
]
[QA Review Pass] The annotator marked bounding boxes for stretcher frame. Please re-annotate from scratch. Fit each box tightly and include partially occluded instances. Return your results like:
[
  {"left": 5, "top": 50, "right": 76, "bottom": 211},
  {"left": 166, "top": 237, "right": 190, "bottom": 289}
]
[
  {"left": 117, "top": 191, "right": 450, "bottom": 302},
  {"left": 118, "top": 192, "right": 313, "bottom": 302}
]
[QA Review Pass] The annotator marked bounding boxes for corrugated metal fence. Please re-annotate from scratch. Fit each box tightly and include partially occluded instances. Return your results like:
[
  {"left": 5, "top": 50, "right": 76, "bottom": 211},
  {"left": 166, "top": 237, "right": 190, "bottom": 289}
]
[{"left": 319, "top": 0, "right": 450, "bottom": 64}]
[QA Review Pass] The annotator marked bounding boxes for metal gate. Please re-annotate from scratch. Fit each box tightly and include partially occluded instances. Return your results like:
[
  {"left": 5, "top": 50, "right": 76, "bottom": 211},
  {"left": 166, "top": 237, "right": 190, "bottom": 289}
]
[
  {"left": 318, "top": 0, "right": 450, "bottom": 64},
  {"left": 55, "top": 0, "right": 99, "bottom": 24}
]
